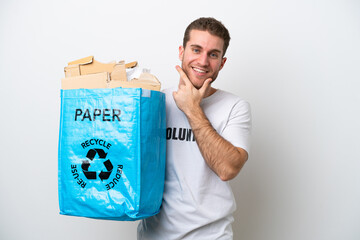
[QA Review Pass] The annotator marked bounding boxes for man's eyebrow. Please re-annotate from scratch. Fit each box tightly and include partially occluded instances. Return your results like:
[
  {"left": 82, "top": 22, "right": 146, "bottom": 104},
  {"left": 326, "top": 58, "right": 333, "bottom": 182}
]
[
  {"left": 190, "top": 44, "right": 222, "bottom": 53},
  {"left": 190, "top": 44, "right": 203, "bottom": 49},
  {"left": 210, "top": 49, "right": 222, "bottom": 54}
]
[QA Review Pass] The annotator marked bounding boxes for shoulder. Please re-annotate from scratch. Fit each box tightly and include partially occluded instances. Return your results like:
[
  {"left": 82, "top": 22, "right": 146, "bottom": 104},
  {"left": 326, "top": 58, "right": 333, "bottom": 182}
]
[
  {"left": 206, "top": 89, "right": 250, "bottom": 109},
  {"left": 210, "top": 90, "right": 251, "bottom": 124},
  {"left": 217, "top": 89, "right": 245, "bottom": 101}
]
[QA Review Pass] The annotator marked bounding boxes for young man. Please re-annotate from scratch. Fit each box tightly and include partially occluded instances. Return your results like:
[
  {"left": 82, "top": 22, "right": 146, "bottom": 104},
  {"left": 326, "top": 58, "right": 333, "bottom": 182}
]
[{"left": 138, "top": 17, "right": 251, "bottom": 240}]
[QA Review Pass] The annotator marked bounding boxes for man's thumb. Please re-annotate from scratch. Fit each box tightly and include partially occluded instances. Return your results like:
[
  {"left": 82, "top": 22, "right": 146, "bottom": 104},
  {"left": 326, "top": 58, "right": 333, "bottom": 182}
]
[{"left": 200, "top": 78, "right": 212, "bottom": 95}]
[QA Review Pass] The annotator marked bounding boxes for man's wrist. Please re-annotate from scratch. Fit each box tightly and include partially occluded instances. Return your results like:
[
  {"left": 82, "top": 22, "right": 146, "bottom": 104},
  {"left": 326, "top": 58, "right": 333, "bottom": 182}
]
[
  {"left": 183, "top": 103, "right": 201, "bottom": 119},
  {"left": 185, "top": 106, "right": 211, "bottom": 131}
]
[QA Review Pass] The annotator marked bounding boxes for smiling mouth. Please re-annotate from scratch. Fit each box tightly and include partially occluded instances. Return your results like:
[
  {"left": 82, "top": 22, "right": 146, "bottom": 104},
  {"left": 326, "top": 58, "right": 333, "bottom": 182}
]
[{"left": 192, "top": 67, "right": 208, "bottom": 74}]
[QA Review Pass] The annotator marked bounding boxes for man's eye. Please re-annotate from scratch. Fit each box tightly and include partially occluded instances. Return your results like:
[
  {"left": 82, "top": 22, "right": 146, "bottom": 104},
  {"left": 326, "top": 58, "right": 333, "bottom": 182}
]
[
  {"left": 210, "top": 53, "right": 219, "bottom": 58},
  {"left": 193, "top": 49, "right": 200, "bottom": 53}
]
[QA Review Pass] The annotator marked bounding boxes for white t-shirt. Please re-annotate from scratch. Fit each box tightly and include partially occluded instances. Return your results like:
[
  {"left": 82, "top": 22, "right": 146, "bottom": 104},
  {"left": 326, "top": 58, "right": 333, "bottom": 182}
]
[{"left": 138, "top": 87, "right": 251, "bottom": 240}]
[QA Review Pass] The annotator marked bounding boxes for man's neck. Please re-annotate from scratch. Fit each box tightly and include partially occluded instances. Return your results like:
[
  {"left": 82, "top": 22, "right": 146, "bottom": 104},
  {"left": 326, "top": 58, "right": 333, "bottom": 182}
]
[{"left": 204, "top": 87, "right": 217, "bottom": 98}]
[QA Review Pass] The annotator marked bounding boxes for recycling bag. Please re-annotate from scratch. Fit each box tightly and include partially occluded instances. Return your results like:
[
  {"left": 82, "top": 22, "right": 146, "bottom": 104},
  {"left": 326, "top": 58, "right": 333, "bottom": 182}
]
[{"left": 58, "top": 87, "right": 166, "bottom": 221}]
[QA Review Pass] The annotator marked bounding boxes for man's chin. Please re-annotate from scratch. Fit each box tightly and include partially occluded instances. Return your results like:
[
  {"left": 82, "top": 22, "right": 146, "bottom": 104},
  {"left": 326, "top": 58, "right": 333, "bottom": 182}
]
[
  {"left": 188, "top": 76, "right": 207, "bottom": 87},
  {"left": 190, "top": 80, "right": 205, "bottom": 89},
  {"left": 195, "top": 79, "right": 216, "bottom": 89}
]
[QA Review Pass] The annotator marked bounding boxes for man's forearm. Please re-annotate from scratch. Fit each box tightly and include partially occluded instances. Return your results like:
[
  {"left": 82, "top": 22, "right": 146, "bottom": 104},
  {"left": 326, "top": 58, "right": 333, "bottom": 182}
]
[{"left": 185, "top": 105, "right": 248, "bottom": 181}]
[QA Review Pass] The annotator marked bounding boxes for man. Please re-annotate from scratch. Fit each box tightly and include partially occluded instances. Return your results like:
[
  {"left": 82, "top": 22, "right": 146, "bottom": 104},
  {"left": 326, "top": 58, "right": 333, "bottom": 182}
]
[{"left": 138, "top": 17, "right": 251, "bottom": 239}]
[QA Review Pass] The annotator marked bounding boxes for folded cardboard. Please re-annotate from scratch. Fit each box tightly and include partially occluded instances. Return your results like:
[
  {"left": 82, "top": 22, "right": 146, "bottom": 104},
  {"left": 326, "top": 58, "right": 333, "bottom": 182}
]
[{"left": 62, "top": 56, "right": 161, "bottom": 91}]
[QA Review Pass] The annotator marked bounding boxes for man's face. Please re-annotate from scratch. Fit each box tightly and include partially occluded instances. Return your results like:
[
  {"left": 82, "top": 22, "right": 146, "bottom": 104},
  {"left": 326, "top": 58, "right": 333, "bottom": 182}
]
[{"left": 179, "top": 30, "right": 227, "bottom": 89}]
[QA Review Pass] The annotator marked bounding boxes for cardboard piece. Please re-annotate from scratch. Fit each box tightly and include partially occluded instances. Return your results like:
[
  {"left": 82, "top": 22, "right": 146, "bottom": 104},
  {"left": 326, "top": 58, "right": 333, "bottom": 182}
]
[
  {"left": 61, "top": 72, "right": 109, "bottom": 89},
  {"left": 62, "top": 56, "right": 161, "bottom": 91}
]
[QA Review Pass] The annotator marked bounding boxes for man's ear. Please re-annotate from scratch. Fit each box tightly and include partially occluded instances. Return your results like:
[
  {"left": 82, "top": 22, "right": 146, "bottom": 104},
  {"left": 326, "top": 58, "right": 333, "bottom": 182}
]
[
  {"left": 179, "top": 46, "right": 184, "bottom": 61},
  {"left": 219, "top": 57, "right": 227, "bottom": 70}
]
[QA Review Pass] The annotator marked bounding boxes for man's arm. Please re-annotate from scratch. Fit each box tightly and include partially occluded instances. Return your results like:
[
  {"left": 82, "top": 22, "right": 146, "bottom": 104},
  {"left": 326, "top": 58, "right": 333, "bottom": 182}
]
[{"left": 173, "top": 66, "right": 248, "bottom": 181}]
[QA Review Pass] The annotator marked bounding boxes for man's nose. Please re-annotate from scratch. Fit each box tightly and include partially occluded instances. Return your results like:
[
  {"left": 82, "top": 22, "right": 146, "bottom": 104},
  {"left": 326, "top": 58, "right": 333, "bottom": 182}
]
[{"left": 197, "top": 53, "right": 209, "bottom": 66}]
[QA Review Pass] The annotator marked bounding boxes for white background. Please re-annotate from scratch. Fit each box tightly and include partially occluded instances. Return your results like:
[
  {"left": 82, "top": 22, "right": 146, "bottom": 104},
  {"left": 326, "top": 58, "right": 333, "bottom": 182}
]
[{"left": 0, "top": 0, "right": 359, "bottom": 239}]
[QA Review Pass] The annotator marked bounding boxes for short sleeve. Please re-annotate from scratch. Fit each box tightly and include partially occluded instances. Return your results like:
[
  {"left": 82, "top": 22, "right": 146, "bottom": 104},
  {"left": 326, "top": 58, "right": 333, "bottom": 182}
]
[{"left": 221, "top": 100, "right": 252, "bottom": 154}]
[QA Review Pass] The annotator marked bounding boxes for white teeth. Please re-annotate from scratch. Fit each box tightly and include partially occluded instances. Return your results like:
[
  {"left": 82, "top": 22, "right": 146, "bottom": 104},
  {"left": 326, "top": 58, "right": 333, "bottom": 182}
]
[{"left": 193, "top": 67, "right": 206, "bottom": 73}]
